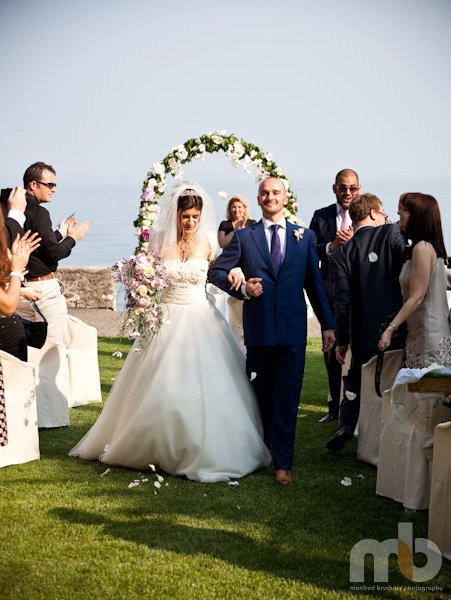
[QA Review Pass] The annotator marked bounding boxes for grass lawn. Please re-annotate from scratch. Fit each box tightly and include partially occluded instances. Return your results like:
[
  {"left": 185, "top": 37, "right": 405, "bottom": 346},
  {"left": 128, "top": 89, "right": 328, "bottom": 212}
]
[{"left": 0, "top": 337, "right": 449, "bottom": 600}]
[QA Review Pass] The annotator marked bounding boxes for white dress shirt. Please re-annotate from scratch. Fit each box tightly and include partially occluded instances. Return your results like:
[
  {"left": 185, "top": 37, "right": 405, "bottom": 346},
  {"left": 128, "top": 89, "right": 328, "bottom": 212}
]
[{"left": 241, "top": 217, "right": 287, "bottom": 298}]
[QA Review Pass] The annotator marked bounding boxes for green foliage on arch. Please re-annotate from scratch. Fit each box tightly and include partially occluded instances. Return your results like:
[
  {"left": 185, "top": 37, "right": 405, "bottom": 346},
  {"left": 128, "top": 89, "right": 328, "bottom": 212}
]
[{"left": 135, "top": 130, "right": 300, "bottom": 252}]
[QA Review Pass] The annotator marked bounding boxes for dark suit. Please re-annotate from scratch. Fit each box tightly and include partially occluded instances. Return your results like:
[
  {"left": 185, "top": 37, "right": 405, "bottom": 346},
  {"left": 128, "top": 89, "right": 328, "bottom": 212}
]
[
  {"left": 329, "top": 223, "right": 405, "bottom": 433},
  {"left": 309, "top": 203, "right": 342, "bottom": 414},
  {"left": 208, "top": 220, "right": 335, "bottom": 469}
]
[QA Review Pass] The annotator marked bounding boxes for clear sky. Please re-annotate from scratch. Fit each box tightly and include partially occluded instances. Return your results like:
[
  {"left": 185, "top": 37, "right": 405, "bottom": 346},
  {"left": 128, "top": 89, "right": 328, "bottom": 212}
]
[{"left": 1, "top": 0, "right": 450, "bottom": 188}]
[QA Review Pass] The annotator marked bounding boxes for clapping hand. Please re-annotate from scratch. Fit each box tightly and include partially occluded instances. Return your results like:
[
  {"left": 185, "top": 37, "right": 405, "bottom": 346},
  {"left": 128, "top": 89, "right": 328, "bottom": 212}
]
[
  {"left": 233, "top": 219, "right": 246, "bottom": 230},
  {"left": 329, "top": 228, "right": 353, "bottom": 252},
  {"left": 67, "top": 219, "right": 90, "bottom": 242},
  {"left": 58, "top": 215, "right": 77, "bottom": 237},
  {"left": 8, "top": 231, "right": 41, "bottom": 275}
]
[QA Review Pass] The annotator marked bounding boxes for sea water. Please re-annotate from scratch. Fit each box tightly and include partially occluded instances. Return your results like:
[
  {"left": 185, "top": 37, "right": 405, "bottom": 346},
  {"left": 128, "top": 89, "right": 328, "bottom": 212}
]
[{"left": 55, "top": 177, "right": 451, "bottom": 308}]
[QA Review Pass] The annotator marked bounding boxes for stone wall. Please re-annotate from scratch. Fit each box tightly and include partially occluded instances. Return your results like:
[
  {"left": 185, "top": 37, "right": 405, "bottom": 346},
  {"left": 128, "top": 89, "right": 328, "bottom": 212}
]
[{"left": 57, "top": 266, "right": 116, "bottom": 309}]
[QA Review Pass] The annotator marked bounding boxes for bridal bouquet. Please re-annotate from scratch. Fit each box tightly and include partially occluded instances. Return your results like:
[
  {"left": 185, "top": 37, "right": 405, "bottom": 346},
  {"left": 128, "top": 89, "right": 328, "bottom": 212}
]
[{"left": 115, "top": 252, "right": 168, "bottom": 347}]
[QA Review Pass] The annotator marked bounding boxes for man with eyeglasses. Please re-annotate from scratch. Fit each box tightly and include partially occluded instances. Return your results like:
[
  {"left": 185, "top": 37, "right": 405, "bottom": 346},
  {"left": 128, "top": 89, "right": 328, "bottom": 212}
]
[
  {"left": 16, "top": 161, "right": 89, "bottom": 348},
  {"left": 309, "top": 169, "right": 360, "bottom": 424},
  {"left": 326, "top": 193, "right": 405, "bottom": 453}
]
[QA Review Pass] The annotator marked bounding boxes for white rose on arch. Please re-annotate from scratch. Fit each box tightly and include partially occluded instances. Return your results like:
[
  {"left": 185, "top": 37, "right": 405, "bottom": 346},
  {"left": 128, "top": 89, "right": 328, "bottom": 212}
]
[{"left": 137, "top": 132, "right": 300, "bottom": 255}]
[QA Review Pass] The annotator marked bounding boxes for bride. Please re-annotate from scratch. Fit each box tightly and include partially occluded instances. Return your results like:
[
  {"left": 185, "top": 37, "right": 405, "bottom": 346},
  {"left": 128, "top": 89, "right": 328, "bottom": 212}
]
[{"left": 70, "top": 181, "right": 271, "bottom": 482}]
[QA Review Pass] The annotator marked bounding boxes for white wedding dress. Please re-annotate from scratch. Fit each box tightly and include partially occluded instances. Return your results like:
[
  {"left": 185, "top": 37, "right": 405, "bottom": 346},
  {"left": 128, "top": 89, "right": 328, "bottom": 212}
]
[{"left": 70, "top": 258, "right": 271, "bottom": 482}]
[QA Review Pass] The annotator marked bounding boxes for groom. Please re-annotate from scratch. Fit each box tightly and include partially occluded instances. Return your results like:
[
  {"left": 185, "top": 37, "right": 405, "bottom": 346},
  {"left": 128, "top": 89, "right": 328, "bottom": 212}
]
[{"left": 208, "top": 177, "right": 335, "bottom": 485}]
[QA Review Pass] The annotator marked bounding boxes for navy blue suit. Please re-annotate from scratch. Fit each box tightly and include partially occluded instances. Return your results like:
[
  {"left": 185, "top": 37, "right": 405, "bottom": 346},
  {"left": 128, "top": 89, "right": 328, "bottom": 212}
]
[
  {"left": 208, "top": 220, "right": 335, "bottom": 469},
  {"left": 309, "top": 203, "right": 342, "bottom": 414}
]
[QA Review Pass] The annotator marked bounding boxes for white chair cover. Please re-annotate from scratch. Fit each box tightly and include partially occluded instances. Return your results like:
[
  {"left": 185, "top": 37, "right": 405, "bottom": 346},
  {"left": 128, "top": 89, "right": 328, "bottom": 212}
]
[
  {"left": 66, "top": 315, "right": 102, "bottom": 407},
  {"left": 0, "top": 350, "right": 39, "bottom": 467},
  {"left": 377, "top": 388, "right": 450, "bottom": 510},
  {"left": 357, "top": 349, "right": 404, "bottom": 466},
  {"left": 28, "top": 340, "right": 70, "bottom": 428},
  {"left": 428, "top": 420, "right": 451, "bottom": 560}
]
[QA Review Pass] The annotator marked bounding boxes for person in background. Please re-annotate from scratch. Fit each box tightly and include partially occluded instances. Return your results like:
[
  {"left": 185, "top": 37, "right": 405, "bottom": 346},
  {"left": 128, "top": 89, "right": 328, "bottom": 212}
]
[
  {"left": 378, "top": 193, "right": 450, "bottom": 368},
  {"left": 218, "top": 195, "right": 256, "bottom": 248},
  {"left": 2, "top": 186, "right": 26, "bottom": 246},
  {"left": 309, "top": 169, "right": 360, "bottom": 423},
  {"left": 326, "top": 193, "right": 405, "bottom": 453},
  {"left": 16, "top": 162, "right": 89, "bottom": 348},
  {"left": 1, "top": 187, "right": 41, "bottom": 303},
  {"left": 0, "top": 211, "right": 40, "bottom": 361},
  {"left": 217, "top": 195, "right": 256, "bottom": 348}
]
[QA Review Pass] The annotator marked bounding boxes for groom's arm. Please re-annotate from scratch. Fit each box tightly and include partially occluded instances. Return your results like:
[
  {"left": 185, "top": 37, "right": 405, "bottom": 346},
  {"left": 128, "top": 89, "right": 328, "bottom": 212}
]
[
  {"left": 208, "top": 232, "right": 245, "bottom": 299},
  {"left": 303, "top": 230, "right": 336, "bottom": 331}
]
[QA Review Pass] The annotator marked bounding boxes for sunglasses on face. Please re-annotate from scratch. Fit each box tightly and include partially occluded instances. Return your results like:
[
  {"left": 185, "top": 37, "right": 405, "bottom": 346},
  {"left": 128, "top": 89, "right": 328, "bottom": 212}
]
[
  {"left": 336, "top": 185, "right": 359, "bottom": 193},
  {"left": 36, "top": 181, "right": 57, "bottom": 190}
]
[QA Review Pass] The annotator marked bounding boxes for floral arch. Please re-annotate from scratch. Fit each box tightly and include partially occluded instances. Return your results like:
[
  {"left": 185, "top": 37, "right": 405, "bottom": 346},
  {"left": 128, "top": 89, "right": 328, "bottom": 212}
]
[{"left": 134, "top": 130, "right": 301, "bottom": 253}]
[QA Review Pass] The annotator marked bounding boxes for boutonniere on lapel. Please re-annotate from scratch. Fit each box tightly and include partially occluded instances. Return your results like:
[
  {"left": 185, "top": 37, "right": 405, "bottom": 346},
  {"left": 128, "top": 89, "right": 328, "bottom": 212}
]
[{"left": 293, "top": 227, "right": 305, "bottom": 242}]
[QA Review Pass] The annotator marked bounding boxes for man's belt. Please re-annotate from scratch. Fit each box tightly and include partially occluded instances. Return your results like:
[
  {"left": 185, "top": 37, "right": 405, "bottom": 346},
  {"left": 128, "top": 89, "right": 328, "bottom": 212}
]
[{"left": 26, "top": 273, "right": 57, "bottom": 282}]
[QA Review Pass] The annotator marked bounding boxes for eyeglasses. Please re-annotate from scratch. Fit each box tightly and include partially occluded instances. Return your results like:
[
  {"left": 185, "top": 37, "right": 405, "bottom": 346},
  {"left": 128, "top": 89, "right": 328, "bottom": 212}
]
[
  {"left": 36, "top": 181, "right": 57, "bottom": 190},
  {"left": 336, "top": 185, "right": 360, "bottom": 193},
  {"left": 375, "top": 210, "right": 388, "bottom": 223}
]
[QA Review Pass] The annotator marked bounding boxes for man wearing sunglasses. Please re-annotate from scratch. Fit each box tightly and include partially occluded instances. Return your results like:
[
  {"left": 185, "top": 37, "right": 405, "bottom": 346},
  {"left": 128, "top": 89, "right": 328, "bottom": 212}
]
[
  {"left": 309, "top": 169, "right": 360, "bottom": 424},
  {"left": 16, "top": 161, "right": 89, "bottom": 348}
]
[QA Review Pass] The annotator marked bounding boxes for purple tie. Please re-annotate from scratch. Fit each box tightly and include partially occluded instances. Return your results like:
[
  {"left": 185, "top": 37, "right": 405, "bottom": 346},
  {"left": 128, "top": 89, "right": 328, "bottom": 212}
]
[{"left": 270, "top": 224, "right": 281, "bottom": 275}]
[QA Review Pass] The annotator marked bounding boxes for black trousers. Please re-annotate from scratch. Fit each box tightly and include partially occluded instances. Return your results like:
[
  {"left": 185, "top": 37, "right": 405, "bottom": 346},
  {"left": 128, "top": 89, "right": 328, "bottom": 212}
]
[{"left": 0, "top": 314, "right": 27, "bottom": 362}]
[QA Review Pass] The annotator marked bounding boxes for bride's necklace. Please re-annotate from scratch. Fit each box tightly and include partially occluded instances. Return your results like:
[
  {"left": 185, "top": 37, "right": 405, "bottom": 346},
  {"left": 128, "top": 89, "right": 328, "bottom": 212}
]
[{"left": 178, "top": 234, "right": 195, "bottom": 262}]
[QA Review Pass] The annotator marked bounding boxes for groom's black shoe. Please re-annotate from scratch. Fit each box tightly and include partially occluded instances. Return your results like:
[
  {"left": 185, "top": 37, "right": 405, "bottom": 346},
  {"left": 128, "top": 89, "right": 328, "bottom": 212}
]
[
  {"left": 318, "top": 411, "right": 338, "bottom": 424},
  {"left": 326, "top": 426, "right": 354, "bottom": 452}
]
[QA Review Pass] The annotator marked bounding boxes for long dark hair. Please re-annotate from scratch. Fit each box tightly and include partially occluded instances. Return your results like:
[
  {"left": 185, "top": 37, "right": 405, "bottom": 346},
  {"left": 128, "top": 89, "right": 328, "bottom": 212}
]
[
  {"left": 0, "top": 210, "right": 11, "bottom": 288},
  {"left": 399, "top": 192, "right": 447, "bottom": 261}
]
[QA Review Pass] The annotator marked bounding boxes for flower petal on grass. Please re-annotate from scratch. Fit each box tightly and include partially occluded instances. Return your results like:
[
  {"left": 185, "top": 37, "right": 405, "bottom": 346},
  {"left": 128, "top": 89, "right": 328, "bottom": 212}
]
[
  {"left": 227, "top": 481, "right": 239, "bottom": 486},
  {"left": 112, "top": 351, "right": 123, "bottom": 358},
  {"left": 341, "top": 476, "right": 352, "bottom": 487},
  {"left": 154, "top": 481, "right": 161, "bottom": 489},
  {"left": 156, "top": 474, "right": 164, "bottom": 483},
  {"left": 356, "top": 474, "right": 364, "bottom": 480},
  {"left": 128, "top": 481, "right": 140, "bottom": 489},
  {"left": 100, "top": 468, "right": 111, "bottom": 477},
  {"left": 149, "top": 464, "right": 156, "bottom": 472}
]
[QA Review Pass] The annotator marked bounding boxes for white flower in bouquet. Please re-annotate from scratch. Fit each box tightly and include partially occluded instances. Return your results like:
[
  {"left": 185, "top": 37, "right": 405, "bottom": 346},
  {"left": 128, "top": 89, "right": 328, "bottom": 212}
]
[
  {"left": 137, "top": 284, "right": 148, "bottom": 297},
  {"left": 115, "top": 251, "right": 168, "bottom": 347}
]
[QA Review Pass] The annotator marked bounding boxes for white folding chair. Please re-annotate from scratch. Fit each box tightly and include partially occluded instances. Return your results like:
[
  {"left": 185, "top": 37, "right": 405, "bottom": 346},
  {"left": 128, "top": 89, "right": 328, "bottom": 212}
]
[
  {"left": 377, "top": 388, "right": 450, "bottom": 510},
  {"left": 428, "top": 420, "right": 451, "bottom": 560},
  {"left": 0, "top": 350, "right": 39, "bottom": 467},
  {"left": 66, "top": 315, "right": 102, "bottom": 407},
  {"left": 357, "top": 349, "right": 404, "bottom": 466},
  {"left": 28, "top": 340, "right": 70, "bottom": 428}
]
